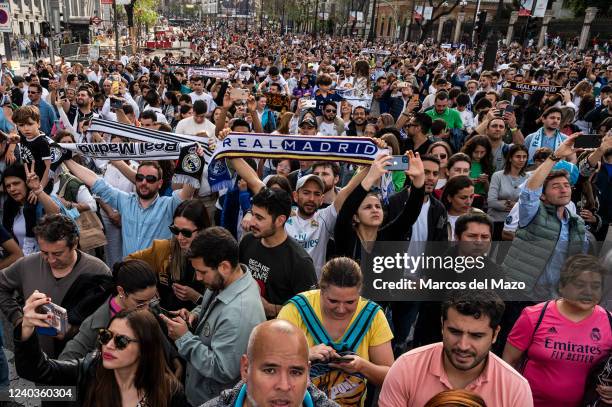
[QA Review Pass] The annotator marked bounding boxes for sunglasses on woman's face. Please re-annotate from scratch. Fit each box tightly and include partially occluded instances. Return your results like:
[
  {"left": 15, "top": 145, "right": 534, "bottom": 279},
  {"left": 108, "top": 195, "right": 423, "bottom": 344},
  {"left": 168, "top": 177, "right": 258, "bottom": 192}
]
[
  {"left": 97, "top": 329, "right": 138, "bottom": 350},
  {"left": 433, "top": 153, "right": 448, "bottom": 160},
  {"left": 135, "top": 174, "right": 158, "bottom": 183},
  {"left": 169, "top": 224, "right": 198, "bottom": 238}
]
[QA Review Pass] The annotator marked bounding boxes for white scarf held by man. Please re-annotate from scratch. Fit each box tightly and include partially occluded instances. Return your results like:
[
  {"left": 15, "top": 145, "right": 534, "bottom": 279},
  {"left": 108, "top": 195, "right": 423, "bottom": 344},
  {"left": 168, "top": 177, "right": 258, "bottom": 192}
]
[{"left": 208, "top": 132, "right": 384, "bottom": 191}]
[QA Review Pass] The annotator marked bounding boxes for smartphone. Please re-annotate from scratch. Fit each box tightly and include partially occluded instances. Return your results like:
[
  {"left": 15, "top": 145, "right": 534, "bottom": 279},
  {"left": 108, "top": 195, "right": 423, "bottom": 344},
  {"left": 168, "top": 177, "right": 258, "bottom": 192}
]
[
  {"left": 230, "top": 88, "right": 249, "bottom": 101},
  {"left": 110, "top": 97, "right": 123, "bottom": 109},
  {"left": 148, "top": 298, "right": 172, "bottom": 318},
  {"left": 330, "top": 356, "right": 354, "bottom": 363},
  {"left": 504, "top": 104, "right": 514, "bottom": 114},
  {"left": 58, "top": 88, "right": 66, "bottom": 100},
  {"left": 303, "top": 99, "right": 316, "bottom": 109},
  {"left": 396, "top": 81, "right": 409, "bottom": 89},
  {"left": 386, "top": 155, "right": 409, "bottom": 171},
  {"left": 496, "top": 109, "right": 504, "bottom": 117},
  {"left": 35, "top": 302, "right": 68, "bottom": 336},
  {"left": 574, "top": 133, "right": 602, "bottom": 149}
]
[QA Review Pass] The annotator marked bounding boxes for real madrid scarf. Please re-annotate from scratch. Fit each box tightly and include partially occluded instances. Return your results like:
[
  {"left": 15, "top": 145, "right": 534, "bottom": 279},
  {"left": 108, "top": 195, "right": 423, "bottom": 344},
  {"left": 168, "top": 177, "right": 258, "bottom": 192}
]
[
  {"left": 56, "top": 142, "right": 207, "bottom": 188},
  {"left": 208, "top": 133, "right": 382, "bottom": 192},
  {"left": 502, "top": 80, "right": 563, "bottom": 95},
  {"left": 526, "top": 127, "right": 565, "bottom": 165},
  {"left": 85, "top": 118, "right": 213, "bottom": 187}
]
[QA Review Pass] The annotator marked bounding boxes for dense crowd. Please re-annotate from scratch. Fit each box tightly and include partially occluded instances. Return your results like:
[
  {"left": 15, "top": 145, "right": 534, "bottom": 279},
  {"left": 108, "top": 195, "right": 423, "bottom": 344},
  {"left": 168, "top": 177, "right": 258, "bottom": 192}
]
[{"left": 0, "top": 26, "right": 609, "bottom": 407}]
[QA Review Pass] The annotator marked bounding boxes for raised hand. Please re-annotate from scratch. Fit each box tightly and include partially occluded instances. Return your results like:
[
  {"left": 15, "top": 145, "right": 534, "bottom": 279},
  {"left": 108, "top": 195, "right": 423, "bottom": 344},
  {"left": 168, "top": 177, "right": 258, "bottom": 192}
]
[
  {"left": 24, "top": 161, "right": 42, "bottom": 194},
  {"left": 405, "top": 150, "right": 425, "bottom": 188},
  {"left": 555, "top": 132, "right": 580, "bottom": 159}
]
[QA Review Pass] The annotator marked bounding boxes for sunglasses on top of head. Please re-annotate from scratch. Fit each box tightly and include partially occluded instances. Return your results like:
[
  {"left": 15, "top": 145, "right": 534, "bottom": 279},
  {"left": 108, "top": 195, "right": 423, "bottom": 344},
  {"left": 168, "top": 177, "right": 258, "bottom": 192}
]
[{"left": 97, "top": 328, "right": 138, "bottom": 350}]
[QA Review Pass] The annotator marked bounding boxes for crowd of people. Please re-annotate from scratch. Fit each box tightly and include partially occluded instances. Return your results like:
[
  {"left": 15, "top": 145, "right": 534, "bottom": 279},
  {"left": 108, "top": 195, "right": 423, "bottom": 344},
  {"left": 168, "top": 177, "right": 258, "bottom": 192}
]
[{"left": 0, "top": 25, "right": 609, "bottom": 407}]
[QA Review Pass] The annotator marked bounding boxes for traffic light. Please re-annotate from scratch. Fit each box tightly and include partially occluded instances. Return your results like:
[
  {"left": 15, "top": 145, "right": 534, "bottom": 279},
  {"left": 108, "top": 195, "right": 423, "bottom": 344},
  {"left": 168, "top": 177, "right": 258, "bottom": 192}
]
[
  {"left": 41, "top": 21, "right": 52, "bottom": 37},
  {"left": 474, "top": 11, "right": 487, "bottom": 33}
]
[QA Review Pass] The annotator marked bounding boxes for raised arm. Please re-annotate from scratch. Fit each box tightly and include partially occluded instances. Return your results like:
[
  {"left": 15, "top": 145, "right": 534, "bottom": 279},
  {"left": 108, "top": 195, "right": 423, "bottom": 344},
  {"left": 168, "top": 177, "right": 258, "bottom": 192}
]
[
  {"left": 247, "top": 95, "right": 264, "bottom": 134},
  {"left": 64, "top": 159, "right": 102, "bottom": 188},
  {"left": 526, "top": 133, "right": 579, "bottom": 190},
  {"left": 108, "top": 160, "right": 136, "bottom": 184}
]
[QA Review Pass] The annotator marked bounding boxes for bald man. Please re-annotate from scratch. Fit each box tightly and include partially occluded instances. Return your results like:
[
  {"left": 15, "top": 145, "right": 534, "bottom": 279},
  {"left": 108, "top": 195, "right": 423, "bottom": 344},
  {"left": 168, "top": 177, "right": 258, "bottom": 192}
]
[{"left": 201, "top": 320, "right": 338, "bottom": 407}]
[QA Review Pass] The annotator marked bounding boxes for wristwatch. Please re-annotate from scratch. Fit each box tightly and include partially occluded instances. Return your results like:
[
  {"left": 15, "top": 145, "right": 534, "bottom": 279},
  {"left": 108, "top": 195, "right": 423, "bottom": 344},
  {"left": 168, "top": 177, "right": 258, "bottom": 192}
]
[{"left": 548, "top": 152, "right": 562, "bottom": 162}]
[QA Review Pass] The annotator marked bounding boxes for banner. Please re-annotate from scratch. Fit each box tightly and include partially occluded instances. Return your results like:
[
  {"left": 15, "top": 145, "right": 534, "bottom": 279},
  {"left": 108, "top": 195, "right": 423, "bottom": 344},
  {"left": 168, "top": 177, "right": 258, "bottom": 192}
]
[
  {"left": 170, "top": 64, "right": 230, "bottom": 79},
  {"left": 207, "top": 133, "right": 382, "bottom": 191},
  {"left": 533, "top": 0, "right": 548, "bottom": 18},
  {"left": 502, "top": 80, "right": 562, "bottom": 95},
  {"left": 361, "top": 48, "right": 391, "bottom": 56}
]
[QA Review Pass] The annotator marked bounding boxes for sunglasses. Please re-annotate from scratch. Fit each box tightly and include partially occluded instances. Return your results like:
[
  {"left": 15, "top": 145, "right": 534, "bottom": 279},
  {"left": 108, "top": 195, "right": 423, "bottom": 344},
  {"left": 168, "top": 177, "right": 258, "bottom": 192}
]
[
  {"left": 325, "top": 109, "right": 337, "bottom": 113},
  {"left": 135, "top": 174, "right": 159, "bottom": 183},
  {"left": 433, "top": 153, "right": 448, "bottom": 160},
  {"left": 28, "top": 91, "right": 39, "bottom": 94},
  {"left": 97, "top": 328, "right": 138, "bottom": 350},
  {"left": 169, "top": 224, "right": 199, "bottom": 238}
]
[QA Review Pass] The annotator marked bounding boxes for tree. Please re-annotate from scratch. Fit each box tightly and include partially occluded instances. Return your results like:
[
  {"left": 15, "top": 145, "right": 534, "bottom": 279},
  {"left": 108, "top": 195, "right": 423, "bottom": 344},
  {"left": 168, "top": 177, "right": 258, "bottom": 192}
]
[
  {"left": 134, "top": 0, "right": 160, "bottom": 28},
  {"left": 415, "top": 0, "right": 462, "bottom": 41},
  {"left": 567, "top": 0, "right": 610, "bottom": 17}
]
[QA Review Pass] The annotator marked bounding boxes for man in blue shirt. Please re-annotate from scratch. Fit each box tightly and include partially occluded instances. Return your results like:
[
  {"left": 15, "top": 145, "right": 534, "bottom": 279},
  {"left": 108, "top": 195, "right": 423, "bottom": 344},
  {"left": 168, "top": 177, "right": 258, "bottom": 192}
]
[
  {"left": 503, "top": 133, "right": 587, "bottom": 297},
  {"left": 26, "top": 83, "right": 56, "bottom": 136},
  {"left": 65, "top": 159, "right": 194, "bottom": 256}
]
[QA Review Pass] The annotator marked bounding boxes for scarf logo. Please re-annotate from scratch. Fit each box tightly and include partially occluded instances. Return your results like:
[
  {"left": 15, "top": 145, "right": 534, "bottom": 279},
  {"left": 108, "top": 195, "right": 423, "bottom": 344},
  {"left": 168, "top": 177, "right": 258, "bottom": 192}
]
[
  {"left": 181, "top": 149, "right": 202, "bottom": 174},
  {"left": 50, "top": 144, "right": 63, "bottom": 164}
]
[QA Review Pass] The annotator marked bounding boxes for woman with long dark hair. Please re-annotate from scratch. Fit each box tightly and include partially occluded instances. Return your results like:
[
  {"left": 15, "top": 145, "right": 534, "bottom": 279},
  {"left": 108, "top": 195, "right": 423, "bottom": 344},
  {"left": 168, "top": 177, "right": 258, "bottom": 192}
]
[
  {"left": 16, "top": 294, "right": 187, "bottom": 406},
  {"left": 2, "top": 163, "right": 59, "bottom": 254},
  {"left": 522, "top": 90, "right": 545, "bottom": 135},
  {"left": 487, "top": 144, "right": 529, "bottom": 241},
  {"left": 441, "top": 175, "right": 482, "bottom": 240},
  {"left": 60, "top": 259, "right": 158, "bottom": 360},
  {"left": 334, "top": 152, "right": 425, "bottom": 261},
  {"left": 461, "top": 135, "right": 493, "bottom": 195},
  {"left": 129, "top": 199, "right": 209, "bottom": 311}
]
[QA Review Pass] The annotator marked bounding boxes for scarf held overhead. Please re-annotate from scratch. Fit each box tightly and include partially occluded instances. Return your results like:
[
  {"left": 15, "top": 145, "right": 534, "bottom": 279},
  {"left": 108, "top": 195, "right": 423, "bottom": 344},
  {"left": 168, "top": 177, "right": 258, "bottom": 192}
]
[{"left": 208, "top": 132, "right": 382, "bottom": 191}]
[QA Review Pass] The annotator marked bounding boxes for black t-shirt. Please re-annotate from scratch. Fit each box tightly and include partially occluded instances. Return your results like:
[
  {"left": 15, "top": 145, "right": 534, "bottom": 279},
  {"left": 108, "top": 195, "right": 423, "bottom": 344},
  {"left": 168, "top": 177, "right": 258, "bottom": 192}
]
[
  {"left": 404, "top": 137, "right": 433, "bottom": 156},
  {"left": 19, "top": 133, "right": 51, "bottom": 179},
  {"left": 239, "top": 233, "right": 317, "bottom": 305}
]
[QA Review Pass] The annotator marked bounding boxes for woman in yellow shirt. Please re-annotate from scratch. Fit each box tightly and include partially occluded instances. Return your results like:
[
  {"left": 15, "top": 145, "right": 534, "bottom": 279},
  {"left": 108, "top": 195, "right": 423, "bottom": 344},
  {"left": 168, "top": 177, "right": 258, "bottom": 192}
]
[{"left": 278, "top": 257, "right": 394, "bottom": 406}]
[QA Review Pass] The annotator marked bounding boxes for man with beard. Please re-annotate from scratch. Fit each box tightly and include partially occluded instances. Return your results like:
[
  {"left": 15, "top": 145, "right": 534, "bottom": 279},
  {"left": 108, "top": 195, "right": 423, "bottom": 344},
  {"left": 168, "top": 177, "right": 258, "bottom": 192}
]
[
  {"left": 316, "top": 101, "right": 344, "bottom": 136},
  {"left": 379, "top": 290, "right": 533, "bottom": 407},
  {"left": 239, "top": 187, "right": 317, "bottom": 318},
  {"left": 64, "top": 159, "right": 194, "bottom": 256},
  {"left": 162, "top": 227, "right": 265, "bottom": 406},
  {"left": 201, "top": 320, "right": 337, "bottom": 407},
  {"left": 311, "top": 161, "right": 341, "bottom": 206},
  {"left": 285, "top": 167, "right": 366, "bottom": 275},
  {"left": 404, "top": 112, "right": 433, "bottom": 156},
  {"left": 61, "top": 86, "right": 94, "bottom": 136},
  {"left": 345, "top": 106, "right": 368, "bottom": 136},
  {"left": 524, "top": 107, "right": 576, "bottom": 165}
]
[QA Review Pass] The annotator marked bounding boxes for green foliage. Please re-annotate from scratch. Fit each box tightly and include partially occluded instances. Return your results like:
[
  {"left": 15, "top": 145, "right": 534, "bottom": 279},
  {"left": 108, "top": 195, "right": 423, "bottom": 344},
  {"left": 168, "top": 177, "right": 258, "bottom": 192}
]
[
  {"left": 135, "top": 0, "right": 160, "bottom": 26},
  {"left": 567, "top": 0, "right": 610, "bottom": 17}
]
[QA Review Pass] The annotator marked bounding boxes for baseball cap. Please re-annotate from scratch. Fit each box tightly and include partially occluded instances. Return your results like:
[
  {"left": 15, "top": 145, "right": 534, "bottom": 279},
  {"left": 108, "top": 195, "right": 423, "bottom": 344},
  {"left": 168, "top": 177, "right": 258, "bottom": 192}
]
[
  {"left": 296, "top": 174, "right": 325, "bottom": 191},
  {"left": 299, "top": 117, "right": 317, "bottom": 128}
]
